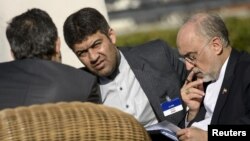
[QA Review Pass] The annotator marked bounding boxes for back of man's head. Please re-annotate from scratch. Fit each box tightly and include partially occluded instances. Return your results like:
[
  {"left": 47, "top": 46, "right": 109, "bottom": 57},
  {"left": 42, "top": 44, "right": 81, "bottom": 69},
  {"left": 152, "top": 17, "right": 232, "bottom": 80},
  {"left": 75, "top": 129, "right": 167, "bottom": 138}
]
[{"left": 6, "top": 8, "right": 58, "bottom": 60}]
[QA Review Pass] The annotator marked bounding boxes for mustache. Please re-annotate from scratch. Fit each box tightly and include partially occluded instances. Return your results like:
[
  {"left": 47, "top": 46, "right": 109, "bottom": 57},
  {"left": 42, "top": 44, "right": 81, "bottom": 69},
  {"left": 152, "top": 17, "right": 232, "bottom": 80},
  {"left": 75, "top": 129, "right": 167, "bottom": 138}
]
[
  {"left": 187, "top": 67, "right": 203, "bottom": 81},
  {"left": 192, "top": 67, "right": 201, "bottom": 74},
  {"left": 188, "top": 67, "right": 202, "bottom": 76}
]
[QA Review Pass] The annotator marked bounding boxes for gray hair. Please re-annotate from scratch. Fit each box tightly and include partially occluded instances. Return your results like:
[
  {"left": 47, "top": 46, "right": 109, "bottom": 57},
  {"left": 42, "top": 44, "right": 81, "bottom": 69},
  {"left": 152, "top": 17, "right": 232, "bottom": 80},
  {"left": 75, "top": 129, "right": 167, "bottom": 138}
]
[{"left": 185, "top": 13, "right": 230, "bottom": 47}]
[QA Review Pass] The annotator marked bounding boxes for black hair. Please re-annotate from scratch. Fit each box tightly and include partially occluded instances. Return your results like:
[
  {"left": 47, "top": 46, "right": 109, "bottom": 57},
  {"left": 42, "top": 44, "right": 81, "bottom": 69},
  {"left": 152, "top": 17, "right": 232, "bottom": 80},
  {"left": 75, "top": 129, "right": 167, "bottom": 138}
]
[
  {"left": 6, "top": 8, "right": 58, "bottom": 60},
  {"left": 63, "top": 7, "right": 110, "bottom": 49}
]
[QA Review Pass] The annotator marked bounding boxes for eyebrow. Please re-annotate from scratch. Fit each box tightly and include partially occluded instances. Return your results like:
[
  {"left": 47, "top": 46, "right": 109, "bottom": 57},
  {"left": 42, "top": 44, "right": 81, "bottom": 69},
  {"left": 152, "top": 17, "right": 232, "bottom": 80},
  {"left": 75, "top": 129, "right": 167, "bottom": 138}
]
[
  {"left": 74, "top": 49, "right": 85, "bottom": 57},
  {"left": 90, "top": 39, "right": 102, "bottom": 48},
  {"left": 74, "top": 39, "right": 102, "bottom": 55}
]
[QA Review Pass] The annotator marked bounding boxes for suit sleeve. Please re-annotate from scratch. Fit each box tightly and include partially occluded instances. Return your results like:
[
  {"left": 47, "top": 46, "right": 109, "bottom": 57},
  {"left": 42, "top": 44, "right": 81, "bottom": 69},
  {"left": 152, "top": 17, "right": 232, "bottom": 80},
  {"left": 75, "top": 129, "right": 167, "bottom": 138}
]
[
  {"left": 86, "top": 77, "right": 102, "bottom": 104},
  {"left": 239, "top": 83, "right": 250, "bottom": 124},
  {"left": 237, "top": 63, "right": 250, "bottom": 124},
  {"left": 79, "top": 67, "right": 102, "bottom": 104}
]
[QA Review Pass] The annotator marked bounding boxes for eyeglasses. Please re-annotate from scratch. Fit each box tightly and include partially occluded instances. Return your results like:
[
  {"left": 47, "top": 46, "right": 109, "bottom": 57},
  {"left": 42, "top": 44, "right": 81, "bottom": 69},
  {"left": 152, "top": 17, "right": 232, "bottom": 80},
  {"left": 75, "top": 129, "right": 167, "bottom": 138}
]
[{"left": 178, "top": 39, "right": 212, "bottom": 65}]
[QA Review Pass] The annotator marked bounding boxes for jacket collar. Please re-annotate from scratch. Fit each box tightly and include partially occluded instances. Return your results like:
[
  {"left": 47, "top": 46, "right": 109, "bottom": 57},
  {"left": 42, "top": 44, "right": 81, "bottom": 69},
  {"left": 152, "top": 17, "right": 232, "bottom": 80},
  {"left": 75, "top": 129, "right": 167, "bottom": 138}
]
[{"left": 211, "top": 49, "right": 240, "bottom": 124}]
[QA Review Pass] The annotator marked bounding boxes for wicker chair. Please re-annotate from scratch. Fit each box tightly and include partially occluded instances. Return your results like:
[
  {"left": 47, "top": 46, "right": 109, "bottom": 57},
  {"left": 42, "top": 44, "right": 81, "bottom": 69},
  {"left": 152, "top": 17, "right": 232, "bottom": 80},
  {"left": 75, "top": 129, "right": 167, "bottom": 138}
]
[{"left": 0, "top": 102, "right": 151, "bottom": 141}]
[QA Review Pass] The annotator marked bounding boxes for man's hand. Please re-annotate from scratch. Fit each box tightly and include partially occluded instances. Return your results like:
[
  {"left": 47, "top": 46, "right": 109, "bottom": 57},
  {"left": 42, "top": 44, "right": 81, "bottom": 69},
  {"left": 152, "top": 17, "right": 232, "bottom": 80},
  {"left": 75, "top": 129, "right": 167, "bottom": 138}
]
[
  {"left": 181, "top": 70, "right": 205, "bottom": 121},
  {"left": 177, "top": 127, "right": 208, "bottom": 141}
]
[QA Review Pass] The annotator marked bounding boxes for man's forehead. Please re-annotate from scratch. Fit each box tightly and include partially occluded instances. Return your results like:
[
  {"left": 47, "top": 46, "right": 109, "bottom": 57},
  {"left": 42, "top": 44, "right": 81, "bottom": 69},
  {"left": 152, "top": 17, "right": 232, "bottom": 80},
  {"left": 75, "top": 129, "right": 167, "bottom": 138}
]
[
  {"left": 178, "top": 33, "right": 200, "bottom": 54},
  {"left": 178, "top": 47, "right": 196, "bottom": 57},
  {"left": 74, "top": 34, "right": 98, "bottom": 48}
]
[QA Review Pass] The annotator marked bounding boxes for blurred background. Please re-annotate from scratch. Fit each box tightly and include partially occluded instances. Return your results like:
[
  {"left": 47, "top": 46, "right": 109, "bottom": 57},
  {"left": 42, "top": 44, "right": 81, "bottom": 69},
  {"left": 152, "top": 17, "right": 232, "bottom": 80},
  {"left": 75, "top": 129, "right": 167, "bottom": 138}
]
[
  {"left": 0, "top": 0, "right": 108, "bottom": 68},
  {"left": 1, "top": 0, "right": 250, "bottom": 67},
  {"left": 106, "top": 0, "right": 250, "bottom": 52}
]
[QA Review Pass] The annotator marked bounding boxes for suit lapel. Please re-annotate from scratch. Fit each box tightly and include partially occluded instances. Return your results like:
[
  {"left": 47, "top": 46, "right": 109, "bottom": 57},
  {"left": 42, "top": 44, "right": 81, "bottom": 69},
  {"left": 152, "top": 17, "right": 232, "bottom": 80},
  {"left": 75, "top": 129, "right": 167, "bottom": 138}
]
[
  {"left": 121, "top": 49, "right": 165, "bottom": 120},
  {"left": 211, "top": 49, "right": 240, "bottom": 124},
  {"left": 120, "top": 48, "right": 155, "bottom": 97}
]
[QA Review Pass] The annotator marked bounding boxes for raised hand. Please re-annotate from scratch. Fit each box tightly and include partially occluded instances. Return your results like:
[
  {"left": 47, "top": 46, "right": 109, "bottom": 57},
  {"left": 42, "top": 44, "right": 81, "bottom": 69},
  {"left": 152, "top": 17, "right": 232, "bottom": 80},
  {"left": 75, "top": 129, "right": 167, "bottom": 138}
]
[{"left": 180, "top": 70, "right": 205, "bottom": 121}]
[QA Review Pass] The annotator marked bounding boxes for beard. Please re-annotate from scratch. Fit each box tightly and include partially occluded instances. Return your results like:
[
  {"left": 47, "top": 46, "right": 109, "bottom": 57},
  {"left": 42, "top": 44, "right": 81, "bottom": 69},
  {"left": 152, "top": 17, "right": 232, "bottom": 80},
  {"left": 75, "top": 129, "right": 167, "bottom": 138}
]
[
  {"left": 202, "top": 74, "right": 216, "bottom": 82},
  {"left": 192, "top": 67, "right": 218, "bottom": 82}
]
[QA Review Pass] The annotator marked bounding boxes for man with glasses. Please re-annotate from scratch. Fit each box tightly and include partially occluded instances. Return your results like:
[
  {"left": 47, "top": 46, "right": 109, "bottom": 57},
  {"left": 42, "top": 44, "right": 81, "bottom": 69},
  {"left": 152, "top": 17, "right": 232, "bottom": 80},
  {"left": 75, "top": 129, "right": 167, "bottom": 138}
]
[{"left": 176, "top": 12, "right": 250, "bottom": 141}]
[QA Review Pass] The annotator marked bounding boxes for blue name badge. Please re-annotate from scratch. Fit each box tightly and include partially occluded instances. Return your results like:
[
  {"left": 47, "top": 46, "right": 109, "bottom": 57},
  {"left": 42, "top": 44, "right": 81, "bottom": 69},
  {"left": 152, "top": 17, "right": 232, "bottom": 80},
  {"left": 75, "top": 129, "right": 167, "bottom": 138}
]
[{"left": 161, "top": 98, "right": 183, "bottom": 116}]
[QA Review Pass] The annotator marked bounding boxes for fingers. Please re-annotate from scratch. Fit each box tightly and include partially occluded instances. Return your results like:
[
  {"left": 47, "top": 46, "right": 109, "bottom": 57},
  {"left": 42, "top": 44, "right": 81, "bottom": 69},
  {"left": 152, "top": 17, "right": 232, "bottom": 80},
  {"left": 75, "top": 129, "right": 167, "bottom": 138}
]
[
  {"left": 181, "top": 88, "right": 204, "bottom": 106},
  {"left": 176, "top": 128, "right": 186, "bottom": 136},
  {"left": 182, "top": 79, "right": 204, "bottom": 96},
  {"left": 181, "top": 70, "right": 205, "bottom": 112},
  {"left": 186, "top": 79, "right": 191, "bottom": 84},
  {"left": 183, "top": 88, "right": 190, "bottom": 95},
  {"left": 185, "top": 70, "right": 196, "bottom": 84},
  {"left": 179, "top": 134, "right": 188, "bottom": 141},
  {"left": 178, "top": 127, "right": 208, "bottom": 141},
  {"left": 177, "top": 129, "right": 189, "bottom": 141},
  {"left": 183, "top": 87, "right": 205, "bottom": 97},
  {"left": 185, "top": 79, "right": 203, "bottom": 90},
  {"left": 181, "top": 79, "right": 205, "bottom": 110}
]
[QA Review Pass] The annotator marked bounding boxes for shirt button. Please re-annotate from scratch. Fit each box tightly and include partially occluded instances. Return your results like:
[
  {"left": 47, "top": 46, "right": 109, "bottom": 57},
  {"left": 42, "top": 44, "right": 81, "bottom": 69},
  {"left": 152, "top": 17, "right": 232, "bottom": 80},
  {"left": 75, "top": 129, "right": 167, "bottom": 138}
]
[
  {"left": 126, "top": 105, "right": 129, "bottom": 108},
  {"left": 119, "top": 87, "right": 123, "bottom": 90}
]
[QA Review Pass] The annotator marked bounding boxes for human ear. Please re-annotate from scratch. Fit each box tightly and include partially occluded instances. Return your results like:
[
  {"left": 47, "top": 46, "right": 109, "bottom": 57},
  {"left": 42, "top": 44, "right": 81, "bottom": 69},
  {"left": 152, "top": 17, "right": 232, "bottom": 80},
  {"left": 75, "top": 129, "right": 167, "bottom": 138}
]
[
  {"left": 211, "top": 37, "right": 223, "bottom": 55},
  {"left": 108, "top": 28, "right": 116, "bottom": 44},
  {"left": 52, "top": 37, "right": 62, "bottom": 62},
  {"left": 55, "top": 37, "right": 61, "bottom": 53}
]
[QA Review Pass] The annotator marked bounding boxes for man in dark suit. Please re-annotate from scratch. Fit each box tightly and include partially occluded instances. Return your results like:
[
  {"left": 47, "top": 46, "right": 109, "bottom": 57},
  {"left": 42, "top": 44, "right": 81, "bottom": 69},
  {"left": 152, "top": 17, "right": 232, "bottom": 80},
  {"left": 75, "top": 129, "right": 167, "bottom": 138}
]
[
  {"left": 0, "top": 8, "right": 100, "bottom": 110},
  {"left": 176, "top": 12, "right": 250, "bottom": 141},
  {"left": 63, "top": 7, "right": 187, "bottom": 131}
]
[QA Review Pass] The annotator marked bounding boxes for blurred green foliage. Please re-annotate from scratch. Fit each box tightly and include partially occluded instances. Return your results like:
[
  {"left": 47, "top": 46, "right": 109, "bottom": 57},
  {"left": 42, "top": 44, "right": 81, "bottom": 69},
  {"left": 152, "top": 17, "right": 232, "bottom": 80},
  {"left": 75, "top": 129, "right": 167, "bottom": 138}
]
[
  {"left": 225, "top": 17, "right": 250, "bottom": 52},
  {"left": 117, "top": 17, "right": 250, "bottom": 52},
  {"left": 117, "top": 28, "right": 178, "bottom": 48}
]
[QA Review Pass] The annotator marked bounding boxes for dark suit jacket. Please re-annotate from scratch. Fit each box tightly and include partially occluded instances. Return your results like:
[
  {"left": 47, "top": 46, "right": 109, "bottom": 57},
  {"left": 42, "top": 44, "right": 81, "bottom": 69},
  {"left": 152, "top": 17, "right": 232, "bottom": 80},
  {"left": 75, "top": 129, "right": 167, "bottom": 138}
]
[
  {"left": 190, "top": 49, "right": 250, "bottom": 126},
  {"left": 119, "top": 39, "right": 187, "bottom": 125},
  {"left": 0, "top": 58, "right": 101, "bottom": 110}
]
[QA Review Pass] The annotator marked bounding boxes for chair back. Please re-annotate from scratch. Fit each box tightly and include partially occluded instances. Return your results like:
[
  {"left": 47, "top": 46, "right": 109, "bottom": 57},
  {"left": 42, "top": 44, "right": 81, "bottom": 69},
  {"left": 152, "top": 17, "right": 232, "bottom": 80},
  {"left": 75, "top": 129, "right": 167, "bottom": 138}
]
[{"left": 0, "top": 102, "right": 151, "bottom": 141}]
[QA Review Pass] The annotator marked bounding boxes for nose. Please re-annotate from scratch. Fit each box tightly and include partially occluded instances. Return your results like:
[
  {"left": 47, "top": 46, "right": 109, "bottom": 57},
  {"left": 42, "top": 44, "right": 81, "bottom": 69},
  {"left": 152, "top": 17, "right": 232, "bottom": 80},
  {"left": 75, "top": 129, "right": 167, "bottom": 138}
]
[
  {"left": 185, "top": 61, "right": 195, "bottom": 71},
  {"left": 88, "top": 48, "right": 99, "bottom": 63}
]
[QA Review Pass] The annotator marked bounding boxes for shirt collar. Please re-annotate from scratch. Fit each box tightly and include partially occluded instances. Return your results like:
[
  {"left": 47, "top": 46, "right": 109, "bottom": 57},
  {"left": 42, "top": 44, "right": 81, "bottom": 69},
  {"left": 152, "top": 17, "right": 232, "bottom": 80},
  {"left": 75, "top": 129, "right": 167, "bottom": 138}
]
[
  {"left": 217, "top": 56, "right": 230, "bottom": 82},
  {"left": 99, "top": 51, "right": 125, "bottom": 81}
]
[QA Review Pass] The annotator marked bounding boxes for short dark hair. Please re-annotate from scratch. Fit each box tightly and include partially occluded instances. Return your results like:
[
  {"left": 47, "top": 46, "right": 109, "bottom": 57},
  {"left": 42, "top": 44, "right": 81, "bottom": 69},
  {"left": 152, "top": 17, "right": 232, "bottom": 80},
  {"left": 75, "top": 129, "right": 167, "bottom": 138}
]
[
  {"left": 63, "top": 7, "right": 110, "bottom": 49},
  {"left": 6, "top": 8, "right": 58, "bottom": 60}
]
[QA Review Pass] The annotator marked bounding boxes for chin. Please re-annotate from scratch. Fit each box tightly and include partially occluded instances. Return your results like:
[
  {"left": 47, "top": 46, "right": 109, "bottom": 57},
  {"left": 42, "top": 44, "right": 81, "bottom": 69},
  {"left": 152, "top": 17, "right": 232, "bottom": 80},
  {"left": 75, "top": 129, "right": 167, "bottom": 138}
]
[
  {"left": 203, "top": 75, "right": 216, "bottom": 82},
  {"left": 96, "top": 70, "right": 111, "bottom": 77},
  {"left": 96, "top": 72, "right": 107, "bottom": 77},
  {"left": 203, "top": 78, "right": 212, "bottom": 82}
]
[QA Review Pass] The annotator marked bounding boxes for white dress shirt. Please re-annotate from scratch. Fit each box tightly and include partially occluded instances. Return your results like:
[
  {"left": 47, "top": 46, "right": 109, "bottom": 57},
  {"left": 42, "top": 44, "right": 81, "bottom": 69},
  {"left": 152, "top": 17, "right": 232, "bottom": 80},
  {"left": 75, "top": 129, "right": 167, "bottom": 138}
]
[
  {"left": 99, "top": 51, "right": 158, "bottom": 127},
  {"left": 192, "top": 57, "right": 229, "bottom": 131}
]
